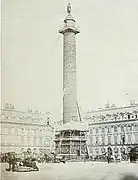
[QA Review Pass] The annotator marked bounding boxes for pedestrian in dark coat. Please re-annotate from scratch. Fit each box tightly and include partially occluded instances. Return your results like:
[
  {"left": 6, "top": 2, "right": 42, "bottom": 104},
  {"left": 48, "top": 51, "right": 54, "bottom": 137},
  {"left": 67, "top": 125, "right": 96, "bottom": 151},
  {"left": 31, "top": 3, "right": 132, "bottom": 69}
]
[{"left": 8, "top": 153, "right": 16, "bottom": 172}]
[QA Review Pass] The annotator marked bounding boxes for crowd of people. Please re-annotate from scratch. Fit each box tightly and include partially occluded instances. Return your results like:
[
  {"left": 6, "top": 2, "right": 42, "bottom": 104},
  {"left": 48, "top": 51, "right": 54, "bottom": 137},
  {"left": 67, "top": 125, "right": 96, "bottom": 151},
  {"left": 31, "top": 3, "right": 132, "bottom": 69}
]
[
  {"left": 0, "top": 146, "right": 137, "bottom": 173},
  {"left": 0, "top": 152, "right": 39, "bottom": 172},
  {"left": 91, "top": 146, "right": 138, "bottom": 163}
]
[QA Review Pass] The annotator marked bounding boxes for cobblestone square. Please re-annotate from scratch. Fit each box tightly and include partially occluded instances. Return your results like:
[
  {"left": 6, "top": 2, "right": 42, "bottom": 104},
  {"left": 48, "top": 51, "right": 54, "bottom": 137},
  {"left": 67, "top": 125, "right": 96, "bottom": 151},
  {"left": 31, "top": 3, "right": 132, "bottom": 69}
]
[{"left": 1, "top": 162, "right": 138, "bottom": 180}]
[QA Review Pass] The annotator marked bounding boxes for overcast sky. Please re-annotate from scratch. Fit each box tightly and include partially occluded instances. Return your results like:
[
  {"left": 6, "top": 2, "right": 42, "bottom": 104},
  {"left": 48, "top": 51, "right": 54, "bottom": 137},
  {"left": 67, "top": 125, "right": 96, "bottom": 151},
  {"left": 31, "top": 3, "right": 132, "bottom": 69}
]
[{"left": 2, "top": 0, "right": 138, "bottom": 121}]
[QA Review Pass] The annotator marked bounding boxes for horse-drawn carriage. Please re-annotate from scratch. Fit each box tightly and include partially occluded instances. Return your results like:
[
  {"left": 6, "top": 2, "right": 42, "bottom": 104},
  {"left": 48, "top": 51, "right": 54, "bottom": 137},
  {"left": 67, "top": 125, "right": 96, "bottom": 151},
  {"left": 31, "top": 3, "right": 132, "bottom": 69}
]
[{"left": 6, "top": 152, "right": 39, "bottom": 172}]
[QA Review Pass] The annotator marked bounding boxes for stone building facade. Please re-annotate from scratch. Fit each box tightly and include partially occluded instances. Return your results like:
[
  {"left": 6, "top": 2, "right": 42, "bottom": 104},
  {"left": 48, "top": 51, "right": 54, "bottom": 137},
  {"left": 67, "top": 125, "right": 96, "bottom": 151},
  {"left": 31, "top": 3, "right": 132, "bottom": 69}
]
[
  {"left": 0, "top": 103, "right": 54, "bottom": 153},
  {"left": 84, "top": 104, "right": 138, "bottom": 159}
]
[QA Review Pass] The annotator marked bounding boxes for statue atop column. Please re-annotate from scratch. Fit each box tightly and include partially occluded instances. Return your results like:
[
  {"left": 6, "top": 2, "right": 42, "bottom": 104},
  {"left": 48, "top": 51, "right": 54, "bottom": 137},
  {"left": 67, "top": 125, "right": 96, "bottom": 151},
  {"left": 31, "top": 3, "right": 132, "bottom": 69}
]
[{"left": 67, "top": 3, "right": 71, "bottom": 15}]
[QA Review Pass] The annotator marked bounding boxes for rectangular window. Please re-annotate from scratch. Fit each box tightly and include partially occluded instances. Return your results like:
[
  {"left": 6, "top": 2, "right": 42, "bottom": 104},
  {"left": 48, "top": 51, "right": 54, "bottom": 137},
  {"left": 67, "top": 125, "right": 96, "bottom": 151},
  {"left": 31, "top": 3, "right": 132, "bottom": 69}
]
[
  {"left": 121, "top": 126, "right": 124, "bottom": 132},
  {"left": 11, "top": 127, "right": 14, "bottom": 134},
  {"left": 114, "top": 136, "right": 118, "bottom": 144},
  {"left": 21, "top": 136, "right": 24, "bottom": 144},
  {"left": 108, "top": 127, "right": 111, "bottom": 133},
  {"left": 128, "top": 135, "right": 131, "bottom": 144},
  {"left": 114, "top": 126, "right": 117, "bottom": 133},
  {"left": 102, "top": 127, "right": 105, "bottom": 133},
  {"left": 90, "top": 137, "right": 93, "bottom": 145},
  {"left": 1, "top": 135, "right": 5, "bottom": 145},
  {"left": 4, "top": 126, "right": 8, "bottom": 134},
  {"left": 22, "top": 128, "right": 24, "bottom": 134},
  {"left": 8, "top": 127, "right": 11, "bottom": 134},
  {"left": 90, "top": 129, "right": 93, "bottom": 134},
  {"left": 96, "top": 128, "right": 99, "bottom": 134},
  {"left": 90, "top": 148, "right": 93, "bottom": 154},
  {"left": 33, "top": 137, "right": 36, "bottom": 145},
  {"left": 126, "top": 126, "right": 132, "bottom": 132},
  {"left": 96, "top": 136, "right": 99, "bottom": 144},
  {"left": 39, "top": 137, "right": 42, "bottom": 145},
  {"left": 134, "top": 125, "right": 138, "bottom": 131},
  {"left": 15, "top": 128, "right": 18, "bottom": 135},
  {"left": 40, "top": 129, "right": 42, "bottom": 135},
  {"left": 102, "top": 136, "right": 105, "bottom": 145},
  {"left": 108, "top": 136, "right": 111, "bottom": 144},
  {"left": 27, "top": 129, "right": 30, "bottom": 135},
  {"left": 27, "top": 137, "right": 30, "bottom": 144},
  {"left": 135, "top": 133, "right": 138, "bottom": 143}
]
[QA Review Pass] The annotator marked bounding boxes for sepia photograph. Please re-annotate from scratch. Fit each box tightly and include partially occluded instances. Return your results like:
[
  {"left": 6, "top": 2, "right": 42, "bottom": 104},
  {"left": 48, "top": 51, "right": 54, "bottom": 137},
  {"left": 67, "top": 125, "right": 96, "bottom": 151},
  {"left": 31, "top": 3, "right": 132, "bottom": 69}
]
[{"left": 1, "top": 0, "right": 138, "bottom": 179}]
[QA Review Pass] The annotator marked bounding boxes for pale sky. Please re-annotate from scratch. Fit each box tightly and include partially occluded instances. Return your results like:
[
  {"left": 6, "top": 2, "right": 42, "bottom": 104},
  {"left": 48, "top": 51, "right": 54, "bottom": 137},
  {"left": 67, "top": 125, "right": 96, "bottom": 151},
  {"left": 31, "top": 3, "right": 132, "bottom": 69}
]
[{"left": 2, "top": 0, "right": 138, "bottom": 121}]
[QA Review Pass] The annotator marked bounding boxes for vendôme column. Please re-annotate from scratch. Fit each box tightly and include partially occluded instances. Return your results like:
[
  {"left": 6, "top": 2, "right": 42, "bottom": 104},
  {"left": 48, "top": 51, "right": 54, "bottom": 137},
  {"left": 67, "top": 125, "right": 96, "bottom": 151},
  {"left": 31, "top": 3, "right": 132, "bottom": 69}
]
[{"left": 59, "top": 3, "right": 80, "bottom": 124}]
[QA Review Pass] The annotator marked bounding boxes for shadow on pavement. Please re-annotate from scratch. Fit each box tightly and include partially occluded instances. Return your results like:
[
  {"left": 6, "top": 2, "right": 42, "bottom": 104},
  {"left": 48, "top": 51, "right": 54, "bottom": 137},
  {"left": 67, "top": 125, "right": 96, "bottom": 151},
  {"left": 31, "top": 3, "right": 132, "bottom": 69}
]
[{"left": 120, "top": 174, "right": 138, "bottom": 180}]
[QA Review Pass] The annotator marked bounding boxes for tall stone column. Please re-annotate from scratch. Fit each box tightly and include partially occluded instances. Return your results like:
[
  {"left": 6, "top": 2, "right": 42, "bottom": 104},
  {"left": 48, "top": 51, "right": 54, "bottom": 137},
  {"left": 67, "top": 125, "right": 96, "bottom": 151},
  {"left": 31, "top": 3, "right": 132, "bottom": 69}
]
[{"left": 59, "top": 3, "right": 80, "bottom": 124}]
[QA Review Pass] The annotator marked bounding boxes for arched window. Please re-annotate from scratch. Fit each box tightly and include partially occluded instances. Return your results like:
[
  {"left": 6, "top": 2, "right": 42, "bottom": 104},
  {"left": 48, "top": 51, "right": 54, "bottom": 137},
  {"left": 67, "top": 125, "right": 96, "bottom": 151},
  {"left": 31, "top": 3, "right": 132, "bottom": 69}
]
[
  {"left": 114, "top": 147, "right": 119, "bottom": 153},
  {"left": 114, "top": 126, "right": 118, "bottom": 133},
  {"left": 27, "top": 148, "right": 31, "bottom": 153},
  {"left": 127, "top": 146, "right": 132, "bottom": 153},
  {"left": 126, "top": 125, "right": 132, "bottom": 132},
  {"left": 101, "top": 148, "right": 106, "bottom": 153},
  {"left": 107, "top": 147, "right": 112, "bottom": 154},
  {"left": 134, "top": 146, "right": 138, "bottom": 152},
  {"left": 131, "top": 114, "right": 135, "bottom": 119},
  {"left": 21, "top": 148, "right": 24, "bottom": 153},
  {"left": 95, "top": 148, "right": 99, "bottom": 154},
  {"left": 120, "top": 147, "right": 125, "bottom": 153},
  {"left": 33, "top": 148, "right": 37, "bottom": 155}
]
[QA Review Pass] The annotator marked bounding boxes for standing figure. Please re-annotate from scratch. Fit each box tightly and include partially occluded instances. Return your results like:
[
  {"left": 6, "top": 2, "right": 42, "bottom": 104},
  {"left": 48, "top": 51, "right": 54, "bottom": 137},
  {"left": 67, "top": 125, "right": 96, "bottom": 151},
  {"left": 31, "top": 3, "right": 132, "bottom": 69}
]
[
  {"left": 67, "top": 3, "right": 71, "bottom": 15},
  {"left": 8, "top": 153, "right": 12, "bottom": 172},
  {"left": 8, "top": 153, "right": 16, "bottom": 172},
  {"left": 107, "top": 146, "right": 112, "bottom": 163}
]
